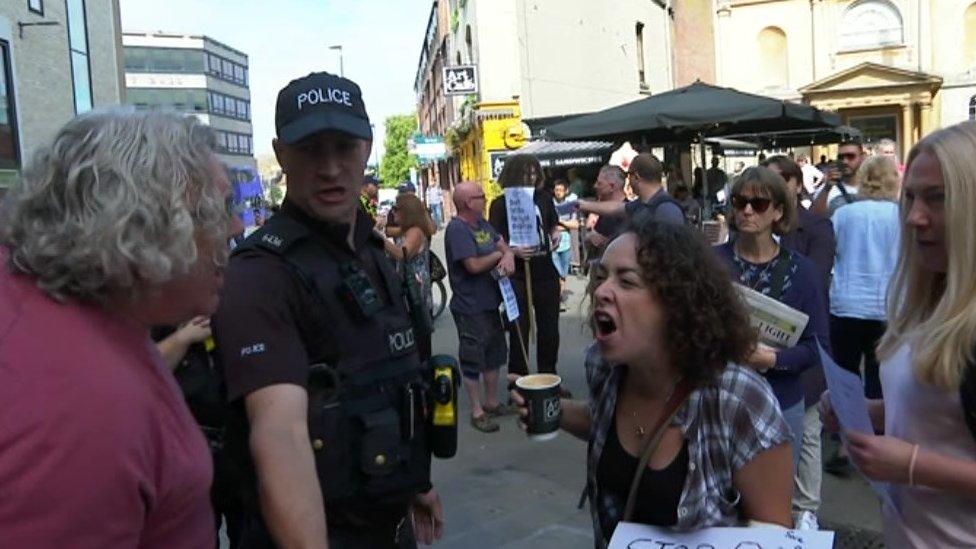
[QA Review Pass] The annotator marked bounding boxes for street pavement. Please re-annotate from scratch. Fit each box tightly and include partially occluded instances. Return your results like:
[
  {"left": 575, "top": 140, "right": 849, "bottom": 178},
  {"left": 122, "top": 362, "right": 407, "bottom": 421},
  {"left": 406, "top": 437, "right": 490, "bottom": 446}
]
[{"left": 425, "top": 231, "right": 883, "bottom": 548}]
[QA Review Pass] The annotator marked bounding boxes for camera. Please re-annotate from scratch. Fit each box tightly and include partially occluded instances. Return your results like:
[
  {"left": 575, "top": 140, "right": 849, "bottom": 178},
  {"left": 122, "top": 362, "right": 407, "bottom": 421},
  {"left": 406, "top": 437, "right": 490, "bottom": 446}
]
[{"left": 338, "top": 262, "right": 383, "bottom": 319}]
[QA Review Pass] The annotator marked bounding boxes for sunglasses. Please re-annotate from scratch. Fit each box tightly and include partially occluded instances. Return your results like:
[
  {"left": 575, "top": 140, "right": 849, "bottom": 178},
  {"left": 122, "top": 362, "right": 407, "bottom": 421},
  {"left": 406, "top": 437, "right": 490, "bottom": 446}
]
[
  {"left": 838, "top": 152, "right": 859, "bottom": 161},
  {"left": 731, "top": 195, "right": 772, "bottom": 213}
]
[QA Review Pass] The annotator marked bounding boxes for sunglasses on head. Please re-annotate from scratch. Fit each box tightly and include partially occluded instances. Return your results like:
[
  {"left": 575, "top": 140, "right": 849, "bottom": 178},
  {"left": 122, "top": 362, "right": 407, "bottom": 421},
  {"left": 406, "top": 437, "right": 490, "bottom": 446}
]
[{"left": 731, "top": 195, "right": 772, "bottom": 213}]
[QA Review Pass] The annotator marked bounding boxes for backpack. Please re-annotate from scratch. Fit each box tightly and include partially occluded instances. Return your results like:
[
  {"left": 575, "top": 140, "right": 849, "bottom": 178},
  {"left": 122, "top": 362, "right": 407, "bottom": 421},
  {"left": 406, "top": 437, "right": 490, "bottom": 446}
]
[{"left": 632, "top": 191, "right": 684, "bottom": 226}]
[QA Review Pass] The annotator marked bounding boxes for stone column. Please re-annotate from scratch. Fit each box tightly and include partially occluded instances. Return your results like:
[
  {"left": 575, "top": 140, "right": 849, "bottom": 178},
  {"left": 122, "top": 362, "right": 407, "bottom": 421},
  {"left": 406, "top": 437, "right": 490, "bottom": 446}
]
[
  {"left": 920, "top": 102, "right": 934, "bottom": 140},
  {"left": 901, "top": 102, "right": 916, "bottom": 151}
]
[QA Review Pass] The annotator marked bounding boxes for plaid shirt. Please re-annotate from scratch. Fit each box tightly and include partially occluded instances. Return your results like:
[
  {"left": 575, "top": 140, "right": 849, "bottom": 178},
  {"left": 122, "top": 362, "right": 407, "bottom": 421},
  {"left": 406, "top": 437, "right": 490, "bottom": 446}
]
[{"left": 584, "top": 343, "right": 791, "bottom": 548}]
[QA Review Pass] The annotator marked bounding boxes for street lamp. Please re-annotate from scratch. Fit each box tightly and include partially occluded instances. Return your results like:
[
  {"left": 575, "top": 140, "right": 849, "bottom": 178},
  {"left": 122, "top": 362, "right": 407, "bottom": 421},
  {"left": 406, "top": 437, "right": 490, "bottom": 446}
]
[{"left": 329, "top": 45, "right": 344, "bottom": 77}]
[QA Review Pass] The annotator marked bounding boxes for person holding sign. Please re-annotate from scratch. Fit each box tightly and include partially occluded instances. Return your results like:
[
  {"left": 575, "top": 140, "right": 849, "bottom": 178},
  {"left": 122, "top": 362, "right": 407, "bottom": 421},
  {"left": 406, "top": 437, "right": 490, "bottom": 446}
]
[
  {"left": 445, "top": 181, "right": 516, "bottom": 433},
  {"left": 489, "top": 154, "right": 564, "bottom": 385},
  {"left": 512, "top": 220, "right": 792, "bottom": 547},
  {"left": 714, "top": 167, "right": 830, "bottom": 471},
  {"left": 821, "top": 122, "right": 976, "bottom": 548}
]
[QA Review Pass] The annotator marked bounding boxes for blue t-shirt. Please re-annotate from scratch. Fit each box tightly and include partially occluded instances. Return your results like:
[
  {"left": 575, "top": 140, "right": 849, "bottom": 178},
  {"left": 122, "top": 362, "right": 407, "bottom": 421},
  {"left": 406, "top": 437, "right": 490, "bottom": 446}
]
[
  {"left": 830, "top": 200, "right": 900, "bottom": 320},
  {"left": 445, "top": 217, "right": 502, "bottom": 314}
]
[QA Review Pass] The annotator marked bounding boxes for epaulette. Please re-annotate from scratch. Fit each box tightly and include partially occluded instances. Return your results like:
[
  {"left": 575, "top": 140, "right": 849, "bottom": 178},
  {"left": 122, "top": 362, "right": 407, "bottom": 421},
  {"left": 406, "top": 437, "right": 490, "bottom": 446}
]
[{"left": 232, "top": 214, "right": 311, "bottom": 258}]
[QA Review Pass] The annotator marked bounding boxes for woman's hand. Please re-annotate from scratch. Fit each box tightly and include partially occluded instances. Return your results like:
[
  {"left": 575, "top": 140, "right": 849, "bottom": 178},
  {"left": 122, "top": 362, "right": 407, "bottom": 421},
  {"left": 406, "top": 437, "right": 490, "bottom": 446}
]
[
  {"left": 819, "top": 390, "right": 840, "bottom": 434},
  {"left": 846, "top": 432, "right": 915, "bottom": 484},
  {"left": 746, "top": 343, "right": 777, "bottom": 372}
]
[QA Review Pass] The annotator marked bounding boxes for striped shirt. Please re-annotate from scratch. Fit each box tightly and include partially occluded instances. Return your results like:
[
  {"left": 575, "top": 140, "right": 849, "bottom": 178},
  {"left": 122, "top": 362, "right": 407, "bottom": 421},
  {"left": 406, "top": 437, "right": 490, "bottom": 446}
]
[{"left": 584, "top": 343, "right": 791, "bottom": 547}]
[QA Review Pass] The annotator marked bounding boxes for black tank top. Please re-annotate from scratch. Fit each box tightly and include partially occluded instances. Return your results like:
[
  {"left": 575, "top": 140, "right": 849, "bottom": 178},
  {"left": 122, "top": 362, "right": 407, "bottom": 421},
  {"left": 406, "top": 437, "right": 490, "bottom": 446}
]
[{"left": 597, "top": 413, "right": 689, "bottom": 534}]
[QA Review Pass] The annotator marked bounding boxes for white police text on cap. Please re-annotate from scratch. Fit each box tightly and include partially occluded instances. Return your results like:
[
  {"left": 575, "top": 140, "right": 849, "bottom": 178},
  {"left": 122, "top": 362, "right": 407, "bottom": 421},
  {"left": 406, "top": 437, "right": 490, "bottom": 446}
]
[{"left": 297, "top": 88, "right": 353, "bottom": 110}]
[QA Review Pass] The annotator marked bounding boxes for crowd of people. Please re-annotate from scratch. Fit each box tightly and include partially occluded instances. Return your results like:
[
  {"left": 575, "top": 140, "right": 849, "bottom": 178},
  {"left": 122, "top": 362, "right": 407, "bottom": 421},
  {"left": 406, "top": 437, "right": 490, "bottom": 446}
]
[{"left": 1, "top": 66, "right": 975, "bottom": 549}]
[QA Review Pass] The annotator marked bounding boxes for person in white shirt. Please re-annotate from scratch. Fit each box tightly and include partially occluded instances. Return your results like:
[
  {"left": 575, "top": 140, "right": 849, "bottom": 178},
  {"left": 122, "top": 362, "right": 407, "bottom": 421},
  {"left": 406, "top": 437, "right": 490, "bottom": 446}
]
[
  {"left": 821, "top": 122, "right": 976, "bottom": 548},
  {"left": 812, "top": 140, "right": 865, "bottom": 217},
  {"left": 796, "top": 153, "right": 823, "bottom": 207},
  {"left": 425, "top": 183, "right": 444, "bottom": 228}
]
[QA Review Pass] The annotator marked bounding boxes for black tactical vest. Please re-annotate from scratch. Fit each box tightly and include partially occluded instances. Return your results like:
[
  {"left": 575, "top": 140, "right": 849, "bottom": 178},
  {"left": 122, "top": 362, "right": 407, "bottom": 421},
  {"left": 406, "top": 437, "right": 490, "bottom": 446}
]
[{"left": 234, "top": 210, "right": 432, "bottom": 517}]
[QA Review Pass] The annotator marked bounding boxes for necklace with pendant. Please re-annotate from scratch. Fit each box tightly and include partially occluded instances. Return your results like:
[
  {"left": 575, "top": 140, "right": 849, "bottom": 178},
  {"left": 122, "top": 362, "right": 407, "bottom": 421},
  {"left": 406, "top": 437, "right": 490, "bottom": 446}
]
[{"left": 631, "top": 377, "right": 682, "bottom": 438}]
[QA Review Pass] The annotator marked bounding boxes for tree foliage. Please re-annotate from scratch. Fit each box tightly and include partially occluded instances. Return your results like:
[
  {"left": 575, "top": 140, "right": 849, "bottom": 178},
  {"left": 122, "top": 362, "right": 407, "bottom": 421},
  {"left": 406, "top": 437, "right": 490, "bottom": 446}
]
[{"left": 379, "top": 114, "right": 418, "bottom": 189}]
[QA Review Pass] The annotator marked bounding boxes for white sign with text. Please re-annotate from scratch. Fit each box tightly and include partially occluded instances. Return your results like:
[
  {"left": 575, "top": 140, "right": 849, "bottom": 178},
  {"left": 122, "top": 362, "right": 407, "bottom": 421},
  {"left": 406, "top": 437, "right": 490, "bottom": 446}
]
[
  {"left": 499, "top": 277, "right": 520, "bottom": 322},
  {"left": 609, "top": 523, "right": 834, "bottom": 549},
  {"left": 504, "top": 187, "right": 539, "bottom": 249}
]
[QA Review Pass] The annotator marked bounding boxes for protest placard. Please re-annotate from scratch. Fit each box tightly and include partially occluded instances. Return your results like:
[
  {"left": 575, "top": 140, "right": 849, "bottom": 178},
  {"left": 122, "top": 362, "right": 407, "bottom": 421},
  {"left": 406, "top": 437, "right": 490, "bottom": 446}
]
[
  {"left": 504, "top": 187, "right": 539, "bottom": 248},
  {"left": 499, "top": 277, "right": 520, "bottom": 322},
  {"left": 609, "top": 523, "right": 834, "bottom": 549}
]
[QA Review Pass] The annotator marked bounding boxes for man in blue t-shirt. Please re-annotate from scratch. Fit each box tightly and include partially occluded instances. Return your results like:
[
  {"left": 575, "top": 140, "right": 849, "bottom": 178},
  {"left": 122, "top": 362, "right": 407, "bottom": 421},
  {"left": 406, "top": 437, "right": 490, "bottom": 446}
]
[{"left": 444, "top": 181, "right": 516, "bottom": 433}]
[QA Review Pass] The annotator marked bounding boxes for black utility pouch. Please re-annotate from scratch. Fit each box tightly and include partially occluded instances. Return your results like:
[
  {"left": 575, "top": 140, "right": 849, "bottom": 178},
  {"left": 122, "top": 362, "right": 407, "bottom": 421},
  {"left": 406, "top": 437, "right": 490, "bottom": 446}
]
[
  {"left": 307, "top": 364, "right": 357, "bottom": 501},
  {"left": 360, "top": 408, "right": 401, "bottom": 482}
]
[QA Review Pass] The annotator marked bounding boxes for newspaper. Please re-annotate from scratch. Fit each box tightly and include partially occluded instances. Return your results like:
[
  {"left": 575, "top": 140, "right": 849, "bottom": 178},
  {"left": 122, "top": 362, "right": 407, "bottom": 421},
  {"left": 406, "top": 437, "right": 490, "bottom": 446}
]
[{"left": 734, "top": 283, "right": 810, "bottom": 349}]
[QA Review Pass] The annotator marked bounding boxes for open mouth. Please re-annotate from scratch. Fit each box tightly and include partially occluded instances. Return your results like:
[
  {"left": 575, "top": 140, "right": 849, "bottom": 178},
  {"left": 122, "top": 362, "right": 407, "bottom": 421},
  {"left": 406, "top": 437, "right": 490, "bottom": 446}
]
[
  {"left": 594, "top": 311, "right": 617, "bottom": 337},
  {"left": 315, "top": 187, "right": 346, "bottom": 203}
]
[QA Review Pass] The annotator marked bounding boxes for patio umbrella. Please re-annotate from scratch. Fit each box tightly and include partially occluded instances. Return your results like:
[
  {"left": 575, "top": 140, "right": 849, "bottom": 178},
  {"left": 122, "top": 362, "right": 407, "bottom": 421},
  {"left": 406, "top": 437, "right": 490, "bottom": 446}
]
[{"left": 545, "top": 81, "right": 841, "bottom": 218}]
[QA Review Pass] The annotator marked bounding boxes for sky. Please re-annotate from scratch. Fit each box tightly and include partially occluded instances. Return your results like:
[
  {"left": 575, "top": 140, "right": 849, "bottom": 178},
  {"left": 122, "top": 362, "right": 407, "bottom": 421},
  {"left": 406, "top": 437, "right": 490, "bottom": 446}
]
[{"left": 119, "top": 0, "right": 432, "bottom": 161}]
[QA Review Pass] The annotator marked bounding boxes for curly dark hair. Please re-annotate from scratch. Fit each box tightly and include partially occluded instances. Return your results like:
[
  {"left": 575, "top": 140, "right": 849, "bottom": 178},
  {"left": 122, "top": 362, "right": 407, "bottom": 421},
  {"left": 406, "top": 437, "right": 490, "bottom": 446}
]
[{"left": 587, "top": 219, "right": 757, "bottom": 386}]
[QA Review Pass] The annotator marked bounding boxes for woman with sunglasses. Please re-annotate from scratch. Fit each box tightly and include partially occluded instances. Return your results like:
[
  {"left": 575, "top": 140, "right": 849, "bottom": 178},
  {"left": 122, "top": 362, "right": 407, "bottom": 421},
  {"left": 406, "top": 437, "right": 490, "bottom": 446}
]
[{"left": 714, "top": 167, "right": 830, "bottom": 473}]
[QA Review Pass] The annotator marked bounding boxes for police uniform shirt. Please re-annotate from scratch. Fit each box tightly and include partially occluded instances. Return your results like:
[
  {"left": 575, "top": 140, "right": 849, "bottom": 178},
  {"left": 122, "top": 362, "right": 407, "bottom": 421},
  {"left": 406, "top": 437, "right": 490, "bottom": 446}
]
[{"left": 213, "top": 200, "right": 390, "bottom": 402}]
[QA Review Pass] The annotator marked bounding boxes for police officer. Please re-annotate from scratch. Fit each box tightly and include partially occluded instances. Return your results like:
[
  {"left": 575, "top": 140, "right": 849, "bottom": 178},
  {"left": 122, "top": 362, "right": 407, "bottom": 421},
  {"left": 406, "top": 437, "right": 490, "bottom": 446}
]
[{"left": 213, "top": 72, "right": 444, "bottom": 549}]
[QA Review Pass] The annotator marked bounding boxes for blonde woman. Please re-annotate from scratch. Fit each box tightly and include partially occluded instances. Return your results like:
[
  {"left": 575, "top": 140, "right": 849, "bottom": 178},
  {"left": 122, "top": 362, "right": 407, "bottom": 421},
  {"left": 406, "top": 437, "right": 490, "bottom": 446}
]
[
  {"left": 822, "top": 122, "right": 976, "bottom": 547},
  {"left": 828, "top": 155, "right": 902, "bottom": 400}
]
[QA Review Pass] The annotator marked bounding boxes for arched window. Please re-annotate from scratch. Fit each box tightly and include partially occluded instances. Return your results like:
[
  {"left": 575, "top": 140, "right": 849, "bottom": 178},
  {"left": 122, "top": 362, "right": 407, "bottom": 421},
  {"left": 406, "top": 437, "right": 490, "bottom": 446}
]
[
  {"left": 969, "top": 95, "right": 976, "bottom": 121},
  {"left": 838, "top": 0, "right": 904, "bottom": 50},
  {"left": 965, "top": 3, "right": 976, "bottom": 68},
  {"left": 758, "top": 27, "right": 788, "bottom": 88}
]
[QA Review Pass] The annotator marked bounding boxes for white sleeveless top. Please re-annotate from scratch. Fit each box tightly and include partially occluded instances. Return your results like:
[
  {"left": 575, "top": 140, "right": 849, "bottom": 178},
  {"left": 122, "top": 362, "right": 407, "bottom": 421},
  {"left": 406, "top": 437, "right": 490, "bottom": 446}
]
[{"left": 881, "top": 344, "right": 976, "bottom": 548}]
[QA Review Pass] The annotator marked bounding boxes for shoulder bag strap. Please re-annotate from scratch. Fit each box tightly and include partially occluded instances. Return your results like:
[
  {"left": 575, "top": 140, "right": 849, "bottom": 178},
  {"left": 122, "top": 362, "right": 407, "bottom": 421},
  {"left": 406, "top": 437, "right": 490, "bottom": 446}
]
[
  {"left": 766, "top": 246, "right": 793, "bottom": 302},
  {"left": 622, "top": 379, "right": 694, "bottom": 522},
  {"left": 960, "top": 347, "right": 976, "bottom": 443}
]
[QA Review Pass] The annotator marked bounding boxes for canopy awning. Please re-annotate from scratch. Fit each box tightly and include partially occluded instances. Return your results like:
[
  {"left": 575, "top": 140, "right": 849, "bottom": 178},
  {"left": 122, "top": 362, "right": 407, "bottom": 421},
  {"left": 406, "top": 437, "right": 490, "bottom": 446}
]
[
  {"left": 546, "top": 81, "right": 841, "bottom": 144},
  {"left": 516, "top": 140, "right": 613, "bottom": 168}
]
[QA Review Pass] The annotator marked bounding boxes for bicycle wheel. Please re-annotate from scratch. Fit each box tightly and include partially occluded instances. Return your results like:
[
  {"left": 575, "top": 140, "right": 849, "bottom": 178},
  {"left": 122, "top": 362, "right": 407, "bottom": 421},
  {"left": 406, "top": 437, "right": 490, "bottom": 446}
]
[{"left": 432, "top": 279, "right": 447, "bottom": 320}]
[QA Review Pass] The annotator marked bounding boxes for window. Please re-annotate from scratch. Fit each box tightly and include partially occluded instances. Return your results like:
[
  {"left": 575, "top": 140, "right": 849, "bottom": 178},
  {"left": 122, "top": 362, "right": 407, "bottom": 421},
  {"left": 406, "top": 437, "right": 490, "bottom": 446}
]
[
  {"left": 636, "top": 22, "right": 647, "bottom": 90},
  {"left": 838, "top": 0, "right": 903, "bottom": 51},
  {"left": 965, "top": 3, "right": 976, "bottom": 68},
  {"left": 758, "top": 27, "right": 789, "bottom": 88},
  {"left": 126, "top": 88, "right": 207, "bottom": 112},
  {"left": 203, "top": 90, "right": 250, "bottom": 120},
  {"left": 123, "top": 48, "right": 207, "bottom": 73},
  {"left": 0, "top": 41, "right": 21, "bottom": 170},
  {"left": 214, "top": 131, "right": 253, "bottom": 156},
  {"left": 969, "top": 95, "right": 976, "bottom": 121},
  {"left": 65, "top": 0, "right": 92, "bottom": 113},
  {"left": 28, "top": 0, "right": 43, "bottom": 15}
]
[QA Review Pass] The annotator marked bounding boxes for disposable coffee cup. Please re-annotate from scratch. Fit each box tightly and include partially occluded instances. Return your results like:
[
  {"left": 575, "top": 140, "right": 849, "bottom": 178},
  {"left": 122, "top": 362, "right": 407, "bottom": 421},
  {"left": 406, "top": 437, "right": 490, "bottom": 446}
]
[{"left": 516, "top": 374, "right": 562, "bottom": 441}]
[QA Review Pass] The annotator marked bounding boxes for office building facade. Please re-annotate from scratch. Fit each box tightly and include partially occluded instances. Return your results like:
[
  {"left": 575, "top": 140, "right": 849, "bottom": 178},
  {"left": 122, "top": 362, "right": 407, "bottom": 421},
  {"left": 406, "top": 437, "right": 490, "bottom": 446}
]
[
  {"left": 0, "top": 0, "right": 124, "bottom": 192},
  {"left": 122, "top": 30, "right": 259, "bottom": 211}
]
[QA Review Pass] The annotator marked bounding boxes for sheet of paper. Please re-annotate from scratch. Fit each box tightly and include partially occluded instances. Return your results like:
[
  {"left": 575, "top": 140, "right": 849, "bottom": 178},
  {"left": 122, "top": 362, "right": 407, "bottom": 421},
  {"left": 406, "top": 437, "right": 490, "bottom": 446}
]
[
  {"left": 819, "top": 344, "right": 895, "bottom": 508},
  {"left": 609, "top": 523, "right": 834, "bottom": 549},
  {"left": 504, "top": 187, "right": 540, "bottom": 248},
  {"left": 499, "top": 277, "right": 520, "bottom": 322}
]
